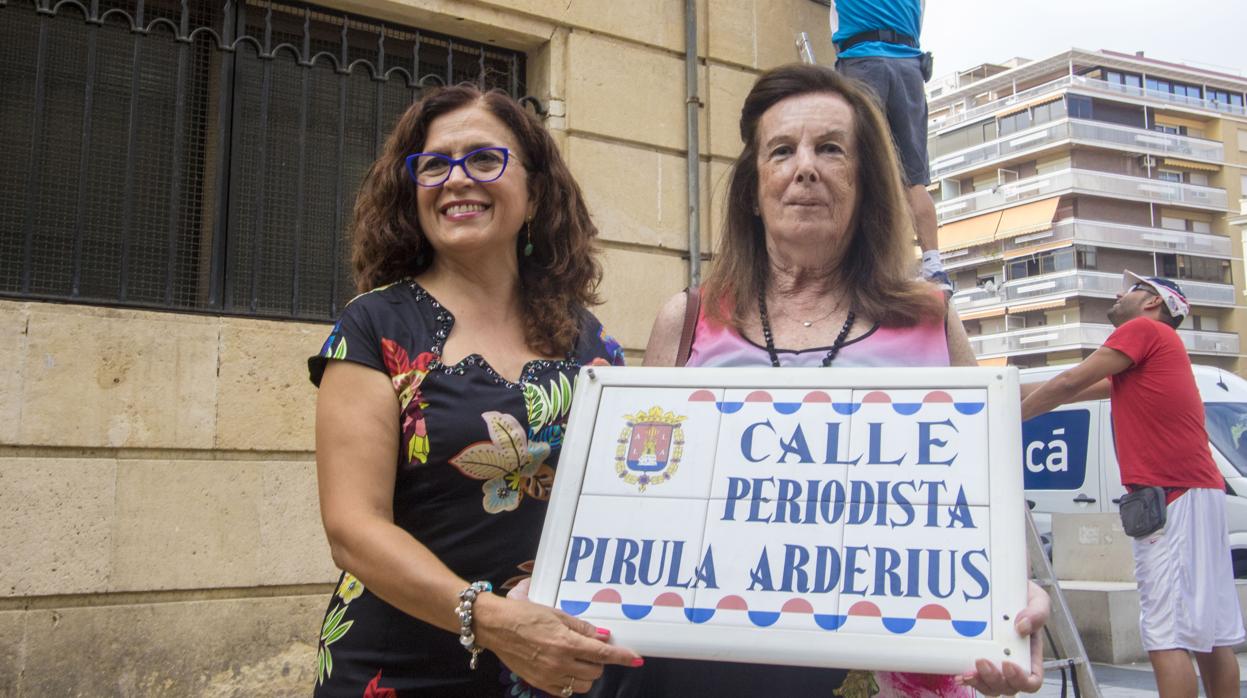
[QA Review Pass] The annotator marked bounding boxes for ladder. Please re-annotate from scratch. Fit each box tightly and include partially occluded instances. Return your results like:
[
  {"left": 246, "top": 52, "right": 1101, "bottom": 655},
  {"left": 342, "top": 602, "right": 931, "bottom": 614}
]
[
  {"left": 788, "top": 32, "right": 1100, "bottom": 696},
  {"left": 1025, "top": 508, "right": 1101, "bottom": 697}
]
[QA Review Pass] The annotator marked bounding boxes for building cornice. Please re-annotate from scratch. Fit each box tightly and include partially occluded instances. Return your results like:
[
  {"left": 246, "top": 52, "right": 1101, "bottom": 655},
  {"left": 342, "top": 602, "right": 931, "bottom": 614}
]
[{"left": 930, "top": 48, "right": 1247, "bottom": 110}]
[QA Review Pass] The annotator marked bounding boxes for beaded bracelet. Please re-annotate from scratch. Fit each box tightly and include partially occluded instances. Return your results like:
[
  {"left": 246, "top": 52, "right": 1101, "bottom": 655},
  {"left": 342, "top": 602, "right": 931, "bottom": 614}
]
[{"left": 456, "top": 580, "right": 492, "bottom": 670}]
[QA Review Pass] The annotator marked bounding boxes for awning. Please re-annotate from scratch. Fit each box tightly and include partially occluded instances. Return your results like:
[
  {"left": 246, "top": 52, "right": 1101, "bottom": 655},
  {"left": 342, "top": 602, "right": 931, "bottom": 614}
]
[
  {"left": 995, "top": 197, "right": 1060, "bottom": 240},
  {"left": 1002, "top": 239, "right": 1073, "bottom": 260},
  {"left": 995, "top": 93, "right": 1065, "bottom": 119},
  {"left": 1008, "top": 299, "right": 1068, "bottom": 314},
  {"left": 938, "top": 210, "right": 1003, "bottom": 251},
  {"left": 977, "top": 357, "right": 1009, "bottom": 367},
  {"left": 959, "top": 306, "right": 1007, "bottom": 320},
  {"left": 1161, "top": 158, "right": 1220, "bottom": 172}
]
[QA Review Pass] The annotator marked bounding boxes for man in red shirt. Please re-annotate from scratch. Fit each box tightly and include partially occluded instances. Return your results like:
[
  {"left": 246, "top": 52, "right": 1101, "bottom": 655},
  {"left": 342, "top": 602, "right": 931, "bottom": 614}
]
[{"left": 1022, "top": 271, "right": 1243, "bottom": 698}]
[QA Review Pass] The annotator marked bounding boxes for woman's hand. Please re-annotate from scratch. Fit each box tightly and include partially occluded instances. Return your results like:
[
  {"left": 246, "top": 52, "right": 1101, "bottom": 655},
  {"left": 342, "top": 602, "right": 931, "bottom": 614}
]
[
  {"left": 475, "top": 590, "right": 642, "bottom": 696},
  {"left": 958, "top": 580, "right": 1051, "bottom": 695},
  {"left": 506, "top": 577, "right": 533, "bottom": 601}
]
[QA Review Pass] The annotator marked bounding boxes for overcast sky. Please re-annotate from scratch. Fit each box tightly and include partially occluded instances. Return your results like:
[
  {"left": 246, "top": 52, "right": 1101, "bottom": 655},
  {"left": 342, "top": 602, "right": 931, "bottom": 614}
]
[{"left": 918, "top": 0, "right": 1247, "bottom": 80}]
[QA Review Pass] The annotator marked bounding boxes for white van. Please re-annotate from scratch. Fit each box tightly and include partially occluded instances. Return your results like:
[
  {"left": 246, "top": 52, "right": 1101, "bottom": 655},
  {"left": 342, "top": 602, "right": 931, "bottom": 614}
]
[{"left": 1020, "top": 364, "right": 1247, "bottom": 577}]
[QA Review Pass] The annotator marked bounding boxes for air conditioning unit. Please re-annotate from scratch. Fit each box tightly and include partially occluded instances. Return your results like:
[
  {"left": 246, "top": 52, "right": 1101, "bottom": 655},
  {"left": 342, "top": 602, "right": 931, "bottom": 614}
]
[{"left": 1138, "top": 154, "right": 1159, "bottom": 169}]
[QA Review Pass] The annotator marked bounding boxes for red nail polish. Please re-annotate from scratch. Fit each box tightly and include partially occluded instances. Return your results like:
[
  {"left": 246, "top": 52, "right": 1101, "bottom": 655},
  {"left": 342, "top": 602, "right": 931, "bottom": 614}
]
[
  {"left": 630, "top": 657, "right": 645, "bottom": 667},
  {"left": 595, "top": 627, "right": 611, "bottom": 637}
]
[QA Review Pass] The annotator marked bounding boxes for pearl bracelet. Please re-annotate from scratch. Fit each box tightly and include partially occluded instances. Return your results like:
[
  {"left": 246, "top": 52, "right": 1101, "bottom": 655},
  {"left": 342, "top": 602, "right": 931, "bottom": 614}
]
[{"left": 456, "top": 580, "right": 492, "bottom": 670}]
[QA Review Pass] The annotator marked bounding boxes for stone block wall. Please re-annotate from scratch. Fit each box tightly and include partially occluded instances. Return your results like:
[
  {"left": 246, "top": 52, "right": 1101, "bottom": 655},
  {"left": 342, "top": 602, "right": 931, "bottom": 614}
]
[
  {"left": 2, "top": 1, "right": 831, "bottom": 694},
  {"left": 0, "top": 301, "right": 333, "bottom": 695}
]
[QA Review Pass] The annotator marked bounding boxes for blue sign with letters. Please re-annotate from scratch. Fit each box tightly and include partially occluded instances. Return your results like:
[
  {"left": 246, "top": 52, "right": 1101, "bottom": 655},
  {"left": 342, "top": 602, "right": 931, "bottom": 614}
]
[
  {"left": 1021, "top": 410, "right": 1090, "bottom": 490},
  {"left": 531, "top": 367, "right": 1031, "bottom": 675}
]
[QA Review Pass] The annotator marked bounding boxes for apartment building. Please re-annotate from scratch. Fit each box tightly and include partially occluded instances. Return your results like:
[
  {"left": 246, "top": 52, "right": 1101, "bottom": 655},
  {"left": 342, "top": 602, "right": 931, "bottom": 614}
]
[{"left": 927, "top": 49, "right": 1247, "bottom": 371}]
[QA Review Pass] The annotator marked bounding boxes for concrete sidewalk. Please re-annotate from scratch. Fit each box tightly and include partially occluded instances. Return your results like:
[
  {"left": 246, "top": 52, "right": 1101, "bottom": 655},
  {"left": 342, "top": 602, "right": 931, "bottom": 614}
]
[{"left": 1033, "top": 652, "right": 1247, "bottom": 696}]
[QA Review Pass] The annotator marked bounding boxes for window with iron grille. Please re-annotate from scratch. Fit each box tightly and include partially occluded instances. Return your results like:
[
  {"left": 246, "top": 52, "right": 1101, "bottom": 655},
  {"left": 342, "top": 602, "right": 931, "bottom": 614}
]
[{"left": 1, "top": 0, "right": 528, "bottom": 320}]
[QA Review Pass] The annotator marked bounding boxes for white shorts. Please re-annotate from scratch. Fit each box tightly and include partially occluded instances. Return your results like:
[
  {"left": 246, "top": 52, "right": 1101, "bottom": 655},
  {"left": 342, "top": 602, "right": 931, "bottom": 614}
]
[{"left": 1132, "top": 487, "right": 1246, "bottom": 652}]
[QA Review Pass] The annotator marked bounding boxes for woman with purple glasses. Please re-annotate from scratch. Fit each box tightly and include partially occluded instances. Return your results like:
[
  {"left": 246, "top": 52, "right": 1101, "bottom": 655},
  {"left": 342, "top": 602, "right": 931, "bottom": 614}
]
[{"left": 307, "top": 85, "right": 642, "bottom": 697}]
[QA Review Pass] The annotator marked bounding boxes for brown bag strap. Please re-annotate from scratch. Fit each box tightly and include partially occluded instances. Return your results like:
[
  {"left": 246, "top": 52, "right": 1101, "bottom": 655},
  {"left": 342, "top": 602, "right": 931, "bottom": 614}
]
[{"left": 676, "top": 286, "right": 701, "bottom": 367}]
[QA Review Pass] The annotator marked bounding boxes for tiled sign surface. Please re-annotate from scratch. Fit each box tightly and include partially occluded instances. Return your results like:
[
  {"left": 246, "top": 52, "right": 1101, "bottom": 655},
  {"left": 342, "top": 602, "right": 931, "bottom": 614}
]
[{"left": 532, "top": 367, "right": 1028, "bottom": 675}]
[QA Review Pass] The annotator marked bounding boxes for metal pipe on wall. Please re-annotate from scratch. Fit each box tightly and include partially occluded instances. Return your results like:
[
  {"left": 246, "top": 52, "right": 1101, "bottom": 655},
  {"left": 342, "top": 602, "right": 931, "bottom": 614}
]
[{"left": 685, "top": 0, "right": 701, "bottom": 288}]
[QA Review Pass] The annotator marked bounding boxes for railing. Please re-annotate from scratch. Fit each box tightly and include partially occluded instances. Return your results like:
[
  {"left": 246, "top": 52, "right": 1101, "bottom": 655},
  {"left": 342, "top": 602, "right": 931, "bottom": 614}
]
[
  {"left": 1003, "top": 271, "right": 1129, "bottom": 303},
  {"left": 1000, "top": 219, "right": 1232, "bottom": 258},
  {"left": 1183, "top": 327, "right": 1243, "bottom": 355},
  {"left": 936, "top": 169, "right": 1228, "bottom": 223},
  {"left": 1067, "top": 118, "right": 1223, "bottom": 162},
  {"left": 1143, "top": 277, "right": 1237, "bottom": 306},
  {"left": 944, "top": 250, "right": 1003, "bottom": 272},
  {"left": 931, "top": 76, "right": 1075, "bottom": 133},
  {"left": 1, "top": 0, "right": 527, "bottom": 321},
  {"left": 969, "top": 322, "right": 1240, "bottom": 357},
  {"left": 1004, "top": 270, "right": 1235, "bottom": 306},
  {"left": 931, "top": 74, "right": 1247, "bottom": 134},
  {"left": 930, "top": 117, "right": 1224, "bottom": 181},
  {"left": 1076, "top": 75, "right": 1247, "bottom": 118},
  {"left": 950, "top": 285, "right": 1006, "bottom": 311},
  {"left": 953, "top": 269, "right": 1236, "bottom": 313}
]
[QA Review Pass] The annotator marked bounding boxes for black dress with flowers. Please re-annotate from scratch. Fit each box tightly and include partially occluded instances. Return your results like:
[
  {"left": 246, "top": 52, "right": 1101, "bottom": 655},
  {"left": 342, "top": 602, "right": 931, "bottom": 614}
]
[{"left": 308, "top": 280, "right": 625, "bottom": 698}]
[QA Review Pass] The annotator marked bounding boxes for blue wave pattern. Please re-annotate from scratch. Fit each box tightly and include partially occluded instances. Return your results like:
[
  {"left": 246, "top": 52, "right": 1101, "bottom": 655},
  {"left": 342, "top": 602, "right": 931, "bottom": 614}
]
[
  {"left": 558, "top": 591, "right": 987, "bottom": 638},
  {"left": 702, "top": 390, "right": 984, "bottom": 416}
]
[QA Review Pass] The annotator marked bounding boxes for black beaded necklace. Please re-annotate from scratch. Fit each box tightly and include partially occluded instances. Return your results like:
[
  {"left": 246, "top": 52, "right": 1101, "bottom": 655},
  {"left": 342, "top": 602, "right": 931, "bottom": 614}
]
[{"left": 758, "top": 290, "right": 855, "bottom": 368}]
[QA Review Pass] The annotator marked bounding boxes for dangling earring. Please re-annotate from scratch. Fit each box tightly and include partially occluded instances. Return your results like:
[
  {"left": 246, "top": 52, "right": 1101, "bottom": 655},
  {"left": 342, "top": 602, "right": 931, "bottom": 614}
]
[{"left": 523, "top": 218, "right": 534, "bottom": 257}]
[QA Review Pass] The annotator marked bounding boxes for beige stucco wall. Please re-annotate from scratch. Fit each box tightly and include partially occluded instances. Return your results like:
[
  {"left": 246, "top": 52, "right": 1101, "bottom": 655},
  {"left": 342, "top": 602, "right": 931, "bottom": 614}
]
[
  {"left": 2, "top": 1, "right": 830, "bottom": 695},
  {"left": 0, "top": 300, "right": 334, "bottom": 695}
]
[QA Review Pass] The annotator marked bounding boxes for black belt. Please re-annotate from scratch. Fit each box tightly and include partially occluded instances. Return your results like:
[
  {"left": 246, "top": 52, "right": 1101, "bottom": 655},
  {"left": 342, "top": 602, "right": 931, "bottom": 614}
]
[
  {"left": 836, "top": 29, "right": 918, "bottom": 52},
  {"left": 1124, "top": 484, "right": 1186, "bottom": 494}
]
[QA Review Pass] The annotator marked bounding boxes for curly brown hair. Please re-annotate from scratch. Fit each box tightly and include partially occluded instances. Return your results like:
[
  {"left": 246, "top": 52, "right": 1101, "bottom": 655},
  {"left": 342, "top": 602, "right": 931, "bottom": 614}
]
[
  {"left": 349, "top": 85, "right": 601, "bottom": 356},
  {"left": 703, "top": 63, "right": 943, "bottom": 328}
]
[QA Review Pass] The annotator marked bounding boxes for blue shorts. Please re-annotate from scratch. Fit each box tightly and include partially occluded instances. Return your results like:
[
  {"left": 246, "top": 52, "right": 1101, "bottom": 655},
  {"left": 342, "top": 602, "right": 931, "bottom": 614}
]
[{"left": 836, "top": 56, "right": 930, "bottom": 186}]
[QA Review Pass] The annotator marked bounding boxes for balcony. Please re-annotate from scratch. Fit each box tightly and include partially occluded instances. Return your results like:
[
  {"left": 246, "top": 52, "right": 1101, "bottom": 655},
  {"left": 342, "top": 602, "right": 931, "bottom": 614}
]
[
  {"left": 951, "top": 285, "right": 1007, "bottom": 312},
  {"left": 936, "top": 168, "right": 1228, "bottom": 224},
  {"left": 1005, "top": 270, "right": 1235, "bottom": 306},
  {"left": 952, "top": 269, "right": 1236, "bottom": 315},
  {"left": 930, "top": 117, "right": 1224, "bottom": 181},
  {"left": 1076, "top": 75, "right": 1247, "bottom": 118},
  {"left": 944, "top": 249, "right": 1002, "bottom": 273},
  {"left": 969, "top": 322, "right": 1240, "bottom": 358},
  {"left": 1001, "top": 219, "right": 1232, "bottom": 258},
  {"left": 930, "top": 74, "right": 1247, "bottom": 134}
]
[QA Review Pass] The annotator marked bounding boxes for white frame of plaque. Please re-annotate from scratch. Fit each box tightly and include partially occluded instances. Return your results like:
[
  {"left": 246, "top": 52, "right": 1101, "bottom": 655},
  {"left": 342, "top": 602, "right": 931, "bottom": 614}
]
[{"left": 530, "top": 366, "right": 1028, "bottom": 675}]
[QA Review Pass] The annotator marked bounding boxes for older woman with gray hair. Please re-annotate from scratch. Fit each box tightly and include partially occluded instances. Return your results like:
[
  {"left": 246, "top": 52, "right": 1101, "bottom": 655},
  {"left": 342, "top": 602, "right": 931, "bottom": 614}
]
[{"left": 593, "top": 63, "right": 1049, "bottom": 698}]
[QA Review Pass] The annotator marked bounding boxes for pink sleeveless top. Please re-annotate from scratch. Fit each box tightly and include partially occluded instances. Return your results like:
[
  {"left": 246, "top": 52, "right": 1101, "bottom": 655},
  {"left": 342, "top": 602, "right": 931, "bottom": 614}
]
[
  {"left": 688, "top": 300, "right": 969, "bottom": 697},
  {"left": 687, "top": 301, "right": 950, "bottom": 368}
]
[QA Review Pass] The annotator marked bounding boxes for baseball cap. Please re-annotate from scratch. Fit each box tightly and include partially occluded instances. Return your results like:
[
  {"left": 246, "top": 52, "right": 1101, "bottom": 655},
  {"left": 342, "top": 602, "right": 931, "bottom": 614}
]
[{"left": 1122, "top": 270, "right": 1190, "bottom": 321}]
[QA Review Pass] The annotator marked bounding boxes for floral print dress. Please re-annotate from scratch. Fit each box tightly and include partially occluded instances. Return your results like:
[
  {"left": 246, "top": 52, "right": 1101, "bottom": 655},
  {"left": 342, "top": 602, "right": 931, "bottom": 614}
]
[{"left": 308, "top": 280, "right": 624, "bottom": 698}]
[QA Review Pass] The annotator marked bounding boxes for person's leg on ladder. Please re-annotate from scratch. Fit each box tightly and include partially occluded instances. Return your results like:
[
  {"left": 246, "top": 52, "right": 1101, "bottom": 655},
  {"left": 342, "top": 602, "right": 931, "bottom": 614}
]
[
  {"left": 1192, "top": 645, "right": 1240, "bottom": 698},
  {"left": 907, "top": 183, "right": 938, "bottom": 255},
  {"left": 906, "top": 184, "right": 949, "bottom": 292},
  {"left": 1149, "top": 649, "right": 1198, "bottom": 698}
]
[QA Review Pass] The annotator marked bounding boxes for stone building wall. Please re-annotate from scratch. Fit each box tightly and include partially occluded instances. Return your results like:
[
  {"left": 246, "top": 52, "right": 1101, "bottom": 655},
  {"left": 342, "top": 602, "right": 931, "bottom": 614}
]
[{"left": 0, "top": 1, "right": 831, "bottom": 695}]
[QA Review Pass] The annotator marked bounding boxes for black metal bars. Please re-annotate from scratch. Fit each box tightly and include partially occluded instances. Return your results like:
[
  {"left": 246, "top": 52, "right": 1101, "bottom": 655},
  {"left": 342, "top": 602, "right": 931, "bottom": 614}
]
[{"left": 0, "top": 0, "right": 527, "bottom": 321}]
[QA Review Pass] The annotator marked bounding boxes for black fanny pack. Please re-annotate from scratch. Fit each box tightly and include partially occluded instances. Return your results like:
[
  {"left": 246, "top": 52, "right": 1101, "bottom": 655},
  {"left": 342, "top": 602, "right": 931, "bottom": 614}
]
[
  {"left": 919, "top": 52, "right": 934, "bottom": 82},
  {"left": 1118, "top": 486, "right": 1167, "bottom": 538}
]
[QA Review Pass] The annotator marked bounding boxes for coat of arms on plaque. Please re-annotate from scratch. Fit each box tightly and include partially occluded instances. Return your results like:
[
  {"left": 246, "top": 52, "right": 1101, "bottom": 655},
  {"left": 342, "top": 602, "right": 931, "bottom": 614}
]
[{"left": 615, "top": 406, "right": 685, "bottom": 492}]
